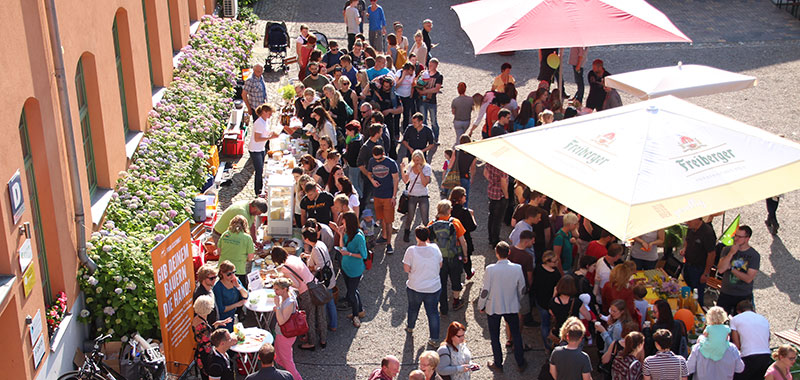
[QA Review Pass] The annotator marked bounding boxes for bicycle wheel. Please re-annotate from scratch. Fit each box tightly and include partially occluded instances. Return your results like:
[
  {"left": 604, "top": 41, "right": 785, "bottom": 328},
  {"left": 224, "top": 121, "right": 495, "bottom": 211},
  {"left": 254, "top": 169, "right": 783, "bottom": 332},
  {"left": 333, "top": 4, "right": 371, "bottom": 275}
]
[{"left": 57, "top": 370, "right": 107, "bottom": 380}]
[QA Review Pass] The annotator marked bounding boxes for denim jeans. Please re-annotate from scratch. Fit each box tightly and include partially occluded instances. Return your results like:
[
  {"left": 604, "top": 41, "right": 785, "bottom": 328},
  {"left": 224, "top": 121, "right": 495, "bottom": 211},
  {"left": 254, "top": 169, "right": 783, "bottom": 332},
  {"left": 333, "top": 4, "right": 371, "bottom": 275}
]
[
  {"left": 407, "top": 287, "right": 441, "bottom": 340},
  {"left": 250, "top": 150, "right": 266, "bottom": 195},
  {"left": 325, "top": 289, "right": 337, "bottom": 330},
  {"left": 683, "top": 264, "right": 706, "bottom": 307},
  {"left": 573, "top": 66, "right": 585, "bottom": 103},
  {"left": 343, "top": 273, "right": 363, "bottom": 316},
  {"left": 487, "top": 313, "right": 526, "bottom": 368},
  {"left": 459, "top": 178, "right": 471, "bottom": 208},
  {"left": 417, "top": 101, "right": 439, "bottom": 141},
  {"left": 401, "top": 195, "right": 429, "bottom": 232},
  {"left": 537, "top": 305, "right": 552, "bottom": 351},
  {"left": 453, "top": 120, "right": 470, "bottom": 145},
  {"left": 488, "top": 198, "right": 507, "bottom": 244},
  {"left": 347, "top": 166, "right": 364, "bottom": 196}
]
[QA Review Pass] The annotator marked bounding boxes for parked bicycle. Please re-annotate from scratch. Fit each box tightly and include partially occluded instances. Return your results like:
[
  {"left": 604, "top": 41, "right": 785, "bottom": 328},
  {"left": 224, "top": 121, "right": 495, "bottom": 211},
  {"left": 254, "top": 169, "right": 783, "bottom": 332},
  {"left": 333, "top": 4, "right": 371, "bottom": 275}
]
[{"left": 58, "top": 333, "right": 165, "bottom": 380}]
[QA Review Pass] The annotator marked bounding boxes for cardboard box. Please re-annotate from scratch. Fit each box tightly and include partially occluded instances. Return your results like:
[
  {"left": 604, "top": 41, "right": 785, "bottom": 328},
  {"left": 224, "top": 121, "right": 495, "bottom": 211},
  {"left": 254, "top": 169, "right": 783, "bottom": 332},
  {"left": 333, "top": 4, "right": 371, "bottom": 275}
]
[{"left": 102, "top": 341, "right": 123, "bottom": 374}]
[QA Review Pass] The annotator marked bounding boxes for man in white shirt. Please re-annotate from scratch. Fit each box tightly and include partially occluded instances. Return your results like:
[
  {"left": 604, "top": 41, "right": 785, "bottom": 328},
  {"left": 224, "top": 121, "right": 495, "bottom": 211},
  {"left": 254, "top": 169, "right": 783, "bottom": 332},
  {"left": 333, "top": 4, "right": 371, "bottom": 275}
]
[
  {"left": 402, "top": 226, "right": 443, "bottom": 348},
  {"left": 343, "top": 0, "right": 361, "bottom": 51},
  {"left": 593, "top": 243, "right": 622, "bottom": 305},
  {"left": 730, "top": 300, "right": 772, "bottom": 379},
  {"left": 249, "top": 105, "right": 276, "bottom": 196},
  {"left": 478, "top": 242, "right": 528, "bottom": 373}
]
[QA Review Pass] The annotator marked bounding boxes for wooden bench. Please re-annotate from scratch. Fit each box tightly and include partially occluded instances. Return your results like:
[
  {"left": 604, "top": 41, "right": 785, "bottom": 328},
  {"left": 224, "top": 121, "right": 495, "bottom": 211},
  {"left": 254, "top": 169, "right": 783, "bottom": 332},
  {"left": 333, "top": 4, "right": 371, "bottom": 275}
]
[{"left": 775, "top": 329, "right": 800, "bottom": 347}]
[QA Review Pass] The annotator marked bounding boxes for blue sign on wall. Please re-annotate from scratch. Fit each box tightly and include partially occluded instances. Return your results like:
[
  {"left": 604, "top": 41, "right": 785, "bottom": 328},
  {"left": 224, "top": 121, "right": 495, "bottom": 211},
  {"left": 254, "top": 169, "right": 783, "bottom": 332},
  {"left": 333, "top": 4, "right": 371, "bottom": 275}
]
[{"left": 8, "top": 170, "right": 25, "bottom": 225}]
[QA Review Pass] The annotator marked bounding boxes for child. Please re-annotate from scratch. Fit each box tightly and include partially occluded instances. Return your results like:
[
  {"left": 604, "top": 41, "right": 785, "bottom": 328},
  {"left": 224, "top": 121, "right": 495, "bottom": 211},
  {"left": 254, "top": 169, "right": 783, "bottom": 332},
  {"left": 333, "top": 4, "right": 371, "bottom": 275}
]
[
  {"left": 633, "top": 284, "right": 649, "bottom": 328},
  {"left": 697, "top": 306, "right": 731, "bottom": 361},
  {"left": 360, "top": 209, "right": 376, "bottom": 249},
  {"left": 414, "top": 69, "right": 433, "bottom": 101},
  {"left": 440, "top": 149, "right": 454, "bottom": 197}
]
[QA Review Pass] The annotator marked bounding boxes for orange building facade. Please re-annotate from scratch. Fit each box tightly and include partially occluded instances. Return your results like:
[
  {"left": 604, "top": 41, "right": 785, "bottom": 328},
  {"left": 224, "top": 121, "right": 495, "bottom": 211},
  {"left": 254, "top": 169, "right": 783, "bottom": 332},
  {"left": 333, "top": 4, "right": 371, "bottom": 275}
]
[{"left": 0, "top": 0, "right": 213, "bottom": 378}]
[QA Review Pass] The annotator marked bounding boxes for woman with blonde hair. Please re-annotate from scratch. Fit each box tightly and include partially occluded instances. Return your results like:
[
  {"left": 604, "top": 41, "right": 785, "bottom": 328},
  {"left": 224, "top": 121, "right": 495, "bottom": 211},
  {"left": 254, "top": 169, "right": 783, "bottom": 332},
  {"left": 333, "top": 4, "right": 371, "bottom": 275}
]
[
  {"left": 418, "top": 351, "right": 442, "bottom": 380},
  {"left": 217, "top": 215, "right": 255, "bottom": 289},
  {"left": 338, "top": 77, "right": 358, "bottom": 121},
  {"left": 273, "top": 277, "right": 303, "bottom": 380},
  {"left": 323, "top": 84, "right": 348, "bottom": 133},
  {"left": 765, "top": 344, "right": 797, "bottom": 380},
  {"left": 601, "top": 262, "right": 640, "bottom": 324},
  {"left": 409, "top": 30, "right": 428, "bottom": 64},
  {"left": 549, "top": 200, "right": 567, "bottom": 238},
  {"left": 400, "top": 149, "right": 432, "bottom": 242},
  {"left": 192, "top": 295, "right": 231, "bottom": 378},
  {"left": 356, "top": 70, "right": 370, "bottom": 100}
]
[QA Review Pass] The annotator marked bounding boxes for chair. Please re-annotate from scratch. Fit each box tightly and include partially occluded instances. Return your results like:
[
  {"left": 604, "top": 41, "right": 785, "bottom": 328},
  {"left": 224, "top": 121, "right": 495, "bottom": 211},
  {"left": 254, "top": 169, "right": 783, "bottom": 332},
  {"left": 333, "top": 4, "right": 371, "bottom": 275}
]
[{"left": 775, "top": 311, "right": 800, "bottom": 347}]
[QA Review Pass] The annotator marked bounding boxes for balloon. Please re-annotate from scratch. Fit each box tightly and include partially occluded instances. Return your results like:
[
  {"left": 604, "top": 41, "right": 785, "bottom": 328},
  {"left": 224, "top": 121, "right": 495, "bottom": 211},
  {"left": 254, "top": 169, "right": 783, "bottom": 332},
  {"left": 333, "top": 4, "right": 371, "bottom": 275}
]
[
  {"left": 547, "top": 53, "right": 560, "bottom": 69},
  {"left": 674, "top": 308, "right": 696, "bottom": 333}
]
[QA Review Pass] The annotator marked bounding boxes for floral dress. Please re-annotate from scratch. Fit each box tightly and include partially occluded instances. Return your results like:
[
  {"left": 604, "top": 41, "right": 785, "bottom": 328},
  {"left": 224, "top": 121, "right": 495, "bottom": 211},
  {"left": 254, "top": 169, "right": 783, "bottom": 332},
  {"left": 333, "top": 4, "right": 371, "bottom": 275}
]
[{"left": 192, "top": 317, "right": 213, "bottom": 372}]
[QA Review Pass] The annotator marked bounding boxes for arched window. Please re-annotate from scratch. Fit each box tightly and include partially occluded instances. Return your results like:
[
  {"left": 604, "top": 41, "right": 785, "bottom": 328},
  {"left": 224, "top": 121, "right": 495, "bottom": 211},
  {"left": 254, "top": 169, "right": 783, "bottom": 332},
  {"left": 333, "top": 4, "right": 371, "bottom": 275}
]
[
  {"left": 75, "top": 59, "right": 98, "bottom": 196},
  {"left": 141, "top": 0, "right": 154, "bottom": 88},
  {"left": 19, "top": 108, "right": 51, "bottom": 303},
  {"left": 112, "top": 17, "right": 130, "bottom": 135}
]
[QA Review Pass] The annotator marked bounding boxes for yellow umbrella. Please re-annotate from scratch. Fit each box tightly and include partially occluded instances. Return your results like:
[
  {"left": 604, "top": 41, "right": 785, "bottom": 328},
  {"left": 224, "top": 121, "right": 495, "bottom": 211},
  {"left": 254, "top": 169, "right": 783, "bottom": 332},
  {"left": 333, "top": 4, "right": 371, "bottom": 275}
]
[{"left": 459, "top": 96, "right": 800, "bottom": 240}]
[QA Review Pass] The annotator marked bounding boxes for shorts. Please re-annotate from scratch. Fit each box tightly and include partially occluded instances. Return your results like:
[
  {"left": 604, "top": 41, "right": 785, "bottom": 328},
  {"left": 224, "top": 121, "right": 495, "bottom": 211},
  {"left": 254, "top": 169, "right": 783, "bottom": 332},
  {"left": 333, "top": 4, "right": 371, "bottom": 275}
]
[{"left": 374, "top": 197, "right": 395, "bottom": 224}]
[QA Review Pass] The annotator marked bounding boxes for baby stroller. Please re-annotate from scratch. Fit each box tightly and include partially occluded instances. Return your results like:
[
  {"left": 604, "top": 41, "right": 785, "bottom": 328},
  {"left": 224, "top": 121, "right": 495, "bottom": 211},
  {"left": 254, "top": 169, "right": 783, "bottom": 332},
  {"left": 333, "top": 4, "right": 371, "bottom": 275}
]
[
  {"left": 264, "top": 21, "right": 289, "bottom": 72},
  {"left": 311, "top": 29, "right": 329, "bottom": 53}
]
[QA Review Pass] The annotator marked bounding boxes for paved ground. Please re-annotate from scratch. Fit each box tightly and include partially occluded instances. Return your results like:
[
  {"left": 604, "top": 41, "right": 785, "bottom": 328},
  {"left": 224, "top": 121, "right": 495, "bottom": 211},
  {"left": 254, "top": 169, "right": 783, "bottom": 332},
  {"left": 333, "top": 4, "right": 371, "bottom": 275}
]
[{"left": 221, "top": 1, "right": 800, "bottom": 379}]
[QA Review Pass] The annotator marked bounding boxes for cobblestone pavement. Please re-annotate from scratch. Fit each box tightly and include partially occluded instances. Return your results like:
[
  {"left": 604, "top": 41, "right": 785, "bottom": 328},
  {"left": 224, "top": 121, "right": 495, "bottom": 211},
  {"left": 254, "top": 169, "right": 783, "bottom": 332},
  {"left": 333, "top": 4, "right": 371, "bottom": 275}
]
[{"left": 218, "top": 1, "right": 800, "bottom": 379}]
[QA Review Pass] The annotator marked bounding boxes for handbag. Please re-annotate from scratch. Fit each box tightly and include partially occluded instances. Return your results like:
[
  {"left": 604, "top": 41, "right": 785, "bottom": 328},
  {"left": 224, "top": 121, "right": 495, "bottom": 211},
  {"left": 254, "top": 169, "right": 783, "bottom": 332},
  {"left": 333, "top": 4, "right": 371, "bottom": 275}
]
[
  {"left": 279, "top": 309, "right": 309, "bottom": 338},
  {"left": 314, "top": 248, "right": 334, "bottom": 288},
  {"left": 441, "top": 152, "right": 461, "bottom": 190},
  {"left": 364, "top": 248, "right": 374, "bottom": 270},
  {"left": 397, "top": 168, "right": 420, "bottom": 214},
  {"left": 284, "top": 265, "right": 332, "bottom": 306}
]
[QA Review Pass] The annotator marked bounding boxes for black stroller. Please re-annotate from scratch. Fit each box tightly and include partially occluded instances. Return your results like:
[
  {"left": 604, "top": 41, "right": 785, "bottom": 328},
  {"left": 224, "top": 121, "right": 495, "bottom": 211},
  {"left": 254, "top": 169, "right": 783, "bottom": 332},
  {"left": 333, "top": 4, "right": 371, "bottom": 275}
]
[{"left": 264, "top": 21, "right": 289, "bottom": 72}]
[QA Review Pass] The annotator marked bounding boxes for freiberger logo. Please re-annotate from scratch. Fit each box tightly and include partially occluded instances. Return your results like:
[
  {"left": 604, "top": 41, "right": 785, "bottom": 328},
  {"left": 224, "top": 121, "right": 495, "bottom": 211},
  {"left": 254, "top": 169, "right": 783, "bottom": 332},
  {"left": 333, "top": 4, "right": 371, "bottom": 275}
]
[
  {"left": 674, "top": 135, "right": 737, "bottom": 173},
  {"left": 592, "top": 132, "right": 616, "bottom": 148},
  {"left": 679, "top": 136, "right": 705, "bottom": 152}
]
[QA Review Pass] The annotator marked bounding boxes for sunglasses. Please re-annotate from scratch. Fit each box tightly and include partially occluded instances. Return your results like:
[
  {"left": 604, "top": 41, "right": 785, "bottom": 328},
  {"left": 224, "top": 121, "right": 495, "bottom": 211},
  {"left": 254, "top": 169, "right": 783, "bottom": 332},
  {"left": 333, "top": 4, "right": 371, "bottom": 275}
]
[
  {"left": 206, "top": 275, "right": 217, "bottom": 281},
  {"left": 225, "top": 271, "right": 236, "bottom": 277}
]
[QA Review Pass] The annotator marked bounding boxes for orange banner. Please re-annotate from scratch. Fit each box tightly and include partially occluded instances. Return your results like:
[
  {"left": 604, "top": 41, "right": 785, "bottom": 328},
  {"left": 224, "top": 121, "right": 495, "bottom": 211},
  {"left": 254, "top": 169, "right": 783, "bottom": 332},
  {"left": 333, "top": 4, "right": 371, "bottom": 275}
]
[{"left": 150, "top": 219, "right": 195, "bottom": 375}]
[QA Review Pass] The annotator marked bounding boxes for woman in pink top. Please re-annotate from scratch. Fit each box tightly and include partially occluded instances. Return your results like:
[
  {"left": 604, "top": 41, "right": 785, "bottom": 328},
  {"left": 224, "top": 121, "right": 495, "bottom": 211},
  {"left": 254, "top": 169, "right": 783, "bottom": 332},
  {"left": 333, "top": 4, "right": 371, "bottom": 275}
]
[
  {"left": 765, "top": 344, "right": 797, "bottom": 380},
  {"left": 273, "top": 246, "right": 327, "bottom": 350}
]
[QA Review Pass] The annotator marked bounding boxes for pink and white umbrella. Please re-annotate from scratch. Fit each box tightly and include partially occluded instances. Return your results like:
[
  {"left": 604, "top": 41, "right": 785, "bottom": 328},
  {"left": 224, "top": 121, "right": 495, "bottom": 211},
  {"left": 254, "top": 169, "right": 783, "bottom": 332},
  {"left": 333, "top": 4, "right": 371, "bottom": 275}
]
[{"left": 451, "top": 0, "right": 692, "bottom": 55}]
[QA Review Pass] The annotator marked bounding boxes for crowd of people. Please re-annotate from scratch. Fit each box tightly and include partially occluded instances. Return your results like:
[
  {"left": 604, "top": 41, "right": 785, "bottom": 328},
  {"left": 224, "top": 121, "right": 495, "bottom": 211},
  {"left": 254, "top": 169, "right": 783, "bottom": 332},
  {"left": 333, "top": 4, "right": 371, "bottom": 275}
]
[{"left": 188, "top": 5, "right": 794, "bottom": 380}]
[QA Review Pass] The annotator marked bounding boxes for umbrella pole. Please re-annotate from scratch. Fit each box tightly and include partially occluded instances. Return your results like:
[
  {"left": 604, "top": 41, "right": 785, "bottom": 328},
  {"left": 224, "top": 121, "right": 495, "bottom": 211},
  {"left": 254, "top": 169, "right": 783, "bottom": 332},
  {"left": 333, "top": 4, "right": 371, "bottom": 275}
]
[{"left": 559, "top": 48, "right": 564, "bottom": 98}]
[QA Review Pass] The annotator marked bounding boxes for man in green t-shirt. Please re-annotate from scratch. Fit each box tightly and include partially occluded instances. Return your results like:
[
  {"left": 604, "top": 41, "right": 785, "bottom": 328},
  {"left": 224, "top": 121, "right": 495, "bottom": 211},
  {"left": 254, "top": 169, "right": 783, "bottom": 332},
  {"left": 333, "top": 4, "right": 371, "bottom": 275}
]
[{"left": 212, "top": 198, "right": 268, "bottom": 245}]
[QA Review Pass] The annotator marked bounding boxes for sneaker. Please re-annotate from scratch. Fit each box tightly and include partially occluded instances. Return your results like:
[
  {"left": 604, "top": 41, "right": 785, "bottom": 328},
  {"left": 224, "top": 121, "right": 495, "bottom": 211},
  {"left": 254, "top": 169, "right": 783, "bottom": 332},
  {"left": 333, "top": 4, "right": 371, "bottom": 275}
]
[
  {"left": 352, "top": 316, "right": 361, "bottom": 328},
  {"left": 386, "top": 244, "right": 394, "bottom": 255},
  {"left": 358, "top": 311, "right": 366, "bottom": 318},
  {"left": 465, "top": 269, "right": 475, "bottom": 281},
  {"left": 453, "top": 298, "right": 467, "bottom": 311},
  {"left": 403, "top": 230, "right": 410, "bottom": 242},
  {"left": 487, "top": 362, "right": 503, "bottom": 373}
]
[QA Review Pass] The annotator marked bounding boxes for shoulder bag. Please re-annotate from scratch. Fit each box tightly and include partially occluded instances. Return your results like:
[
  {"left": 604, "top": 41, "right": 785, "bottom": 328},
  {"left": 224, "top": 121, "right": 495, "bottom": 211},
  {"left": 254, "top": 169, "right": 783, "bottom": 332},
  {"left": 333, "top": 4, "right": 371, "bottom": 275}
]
[
  {"left": 441, "top": 152, "right": 461, "bottom": 190},
  {"left": 284, "top": 265, "right": 332, "bottom": 306},
  {"left": 398, "top": 168, "right": 420, "bottom": 214},
  {"left": 280, "top": 309, "right": 309, "bottom": 338}
]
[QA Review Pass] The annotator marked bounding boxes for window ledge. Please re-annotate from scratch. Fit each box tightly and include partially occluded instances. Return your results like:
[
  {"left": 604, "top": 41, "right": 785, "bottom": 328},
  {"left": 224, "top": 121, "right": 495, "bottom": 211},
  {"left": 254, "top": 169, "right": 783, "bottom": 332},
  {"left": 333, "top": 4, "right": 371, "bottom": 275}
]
[
  {"left": 151, "top": 86, "right": 166, "bottom": 108},
  {"left": 125, "top": 131, "right": 144, "bottom": 159},
  {"left": 90, "top": 187, "right": 114, "bottom": 228},
  {"left": 49, "top": 313, "right": 73, "bottom": 352},
  {"left": 190, "top": 20, "right": 200, "bottom": 35}
]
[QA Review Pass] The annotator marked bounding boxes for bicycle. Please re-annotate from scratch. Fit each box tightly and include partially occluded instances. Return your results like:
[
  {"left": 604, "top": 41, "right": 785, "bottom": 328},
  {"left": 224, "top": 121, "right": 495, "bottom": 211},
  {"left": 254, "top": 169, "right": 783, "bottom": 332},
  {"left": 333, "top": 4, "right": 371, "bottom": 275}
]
[{"left": 58, "top": 333, "right": 165, "bottom": 380}]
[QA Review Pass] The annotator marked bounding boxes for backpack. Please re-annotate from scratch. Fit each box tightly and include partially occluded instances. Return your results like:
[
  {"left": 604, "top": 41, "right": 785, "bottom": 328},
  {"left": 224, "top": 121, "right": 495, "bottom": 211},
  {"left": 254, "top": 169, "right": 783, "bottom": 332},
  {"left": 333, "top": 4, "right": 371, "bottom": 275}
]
[{"left": 429, "top": 218, "right": 458, "bottom": 259}]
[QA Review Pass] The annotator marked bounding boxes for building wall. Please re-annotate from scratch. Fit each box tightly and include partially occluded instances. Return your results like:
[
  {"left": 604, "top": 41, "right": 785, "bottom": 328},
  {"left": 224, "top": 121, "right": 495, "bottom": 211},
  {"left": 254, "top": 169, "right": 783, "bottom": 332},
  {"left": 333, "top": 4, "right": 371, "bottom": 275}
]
[{"left": 0, "top": 0, "right": 213, "bottom": 378}]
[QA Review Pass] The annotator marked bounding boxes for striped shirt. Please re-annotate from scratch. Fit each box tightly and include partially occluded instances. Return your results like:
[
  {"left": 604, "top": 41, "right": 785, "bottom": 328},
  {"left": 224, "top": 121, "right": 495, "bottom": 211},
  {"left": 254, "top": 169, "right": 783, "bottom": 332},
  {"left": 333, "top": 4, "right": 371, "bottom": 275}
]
[{"left": 643, "top": 351, "right": 688, "bottom": 380}]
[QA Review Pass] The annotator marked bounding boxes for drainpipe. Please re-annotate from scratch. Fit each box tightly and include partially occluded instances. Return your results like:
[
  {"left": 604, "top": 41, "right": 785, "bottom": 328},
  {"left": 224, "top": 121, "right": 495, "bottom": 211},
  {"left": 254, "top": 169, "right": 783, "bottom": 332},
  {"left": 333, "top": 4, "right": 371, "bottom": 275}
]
[{"left": 43, "top": 0, "right": 96, "bottom": 273}]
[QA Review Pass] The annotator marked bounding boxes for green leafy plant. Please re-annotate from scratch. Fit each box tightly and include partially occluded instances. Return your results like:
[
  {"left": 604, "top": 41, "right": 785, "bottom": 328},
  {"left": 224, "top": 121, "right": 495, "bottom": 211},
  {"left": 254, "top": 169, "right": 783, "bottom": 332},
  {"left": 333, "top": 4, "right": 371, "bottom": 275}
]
[
  {"left": 78, "top": 15, "right": 255, "bottom": 339},
  {"left": 279, "top": 84, "right": 296, "bottom": 102}
]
